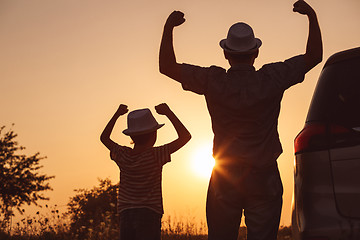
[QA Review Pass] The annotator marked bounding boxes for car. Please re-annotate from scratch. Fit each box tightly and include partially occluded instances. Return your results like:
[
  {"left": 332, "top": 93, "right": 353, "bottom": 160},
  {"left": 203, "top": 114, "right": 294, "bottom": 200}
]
[{"left": 291, "top": 47, "right": 360, "bottom": 240}]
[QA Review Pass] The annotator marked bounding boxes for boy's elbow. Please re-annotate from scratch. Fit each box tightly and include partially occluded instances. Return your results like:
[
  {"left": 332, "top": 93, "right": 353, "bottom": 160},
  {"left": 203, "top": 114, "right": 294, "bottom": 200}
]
[
  {"left": 179, "top": 132, "right": 191, "bottom": 145},
  {"left": 100, "top": 134, "right": 107, "bottom": 145},
  {"left": 185, "top": 132, "right": 192, "bottom": 143}
]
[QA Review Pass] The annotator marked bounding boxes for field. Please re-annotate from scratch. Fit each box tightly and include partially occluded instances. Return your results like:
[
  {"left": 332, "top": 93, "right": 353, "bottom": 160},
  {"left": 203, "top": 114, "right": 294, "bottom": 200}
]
[
  {"left": 0, "top": 227, "right": 293, "bottom": 240},
  {"left": 0, "top": 180, "right": 293, "bottom": 240},
  {"left": 1, "top": 212, "right": 293, "bottom": 240},
  {"left": 0, "top": 179, "right": 294, "bottom": 240}
]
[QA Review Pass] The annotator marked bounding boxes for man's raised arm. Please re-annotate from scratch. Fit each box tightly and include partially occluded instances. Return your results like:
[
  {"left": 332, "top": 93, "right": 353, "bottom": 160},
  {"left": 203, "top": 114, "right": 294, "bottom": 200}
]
[
  {"left": 159, "top": 11, "right": 186, "bottom": 81},
  {"left": 293, "top": 0, "right": 323, "bottom": 72}
]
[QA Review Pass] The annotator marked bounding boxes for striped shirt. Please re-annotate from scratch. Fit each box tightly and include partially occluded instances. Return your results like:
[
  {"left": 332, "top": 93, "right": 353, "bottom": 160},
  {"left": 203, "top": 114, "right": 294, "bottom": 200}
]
[{"left": 110, "top": 144, "right": 171, "bottom": 215}]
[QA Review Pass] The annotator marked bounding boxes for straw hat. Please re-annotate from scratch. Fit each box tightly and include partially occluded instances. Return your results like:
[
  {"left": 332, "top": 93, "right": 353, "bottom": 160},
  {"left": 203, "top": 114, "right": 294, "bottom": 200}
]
[
  {"left": 220, "top": 22, "right": 262, "bottom": 54},
  {"left": 122, "top": 109, "right": 164, "bottom": 136}
]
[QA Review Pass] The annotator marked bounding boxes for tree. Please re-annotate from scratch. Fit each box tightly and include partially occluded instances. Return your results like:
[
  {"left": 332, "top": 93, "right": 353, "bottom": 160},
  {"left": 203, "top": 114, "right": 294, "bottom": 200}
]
[
  {"left": 0, "top": 125, "right": 54, "bottom": 228},
  {"left": 66, "top": 178, "right": 119, "bottom": 239}
]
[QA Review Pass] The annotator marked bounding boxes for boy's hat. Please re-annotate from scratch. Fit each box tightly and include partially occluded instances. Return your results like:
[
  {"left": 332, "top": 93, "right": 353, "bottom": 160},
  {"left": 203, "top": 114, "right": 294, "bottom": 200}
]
[
  {"left": 122, "top": 108, "right": 164, "bottom": 136},
  {"left": 219, "top": 22, "right": 262, "bottom": 54}
]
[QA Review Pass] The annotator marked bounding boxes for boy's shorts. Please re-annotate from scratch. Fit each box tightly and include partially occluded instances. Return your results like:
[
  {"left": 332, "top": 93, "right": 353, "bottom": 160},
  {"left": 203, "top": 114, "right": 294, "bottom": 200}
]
[{"left": 119, "top": 207, "right": 161, "bottom": 240}]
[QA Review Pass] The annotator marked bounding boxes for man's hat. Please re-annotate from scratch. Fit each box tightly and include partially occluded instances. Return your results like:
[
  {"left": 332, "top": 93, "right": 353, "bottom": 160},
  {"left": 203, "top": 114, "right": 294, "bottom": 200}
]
[
  {"left": 220, "top": 22, "right": 262, "bottom": 54},
  {"left": 122, "top": 108, "right": 164, "bottom": 136}
]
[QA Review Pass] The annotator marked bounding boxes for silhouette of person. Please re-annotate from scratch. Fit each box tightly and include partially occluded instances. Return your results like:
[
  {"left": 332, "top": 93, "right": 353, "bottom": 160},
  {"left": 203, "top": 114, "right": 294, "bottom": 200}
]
[
  {"left": 159, "top": 1, "right": 322, "bottom": 239},
  {"left": 100, "top": 103, "right": 191, "bottom": 240}
]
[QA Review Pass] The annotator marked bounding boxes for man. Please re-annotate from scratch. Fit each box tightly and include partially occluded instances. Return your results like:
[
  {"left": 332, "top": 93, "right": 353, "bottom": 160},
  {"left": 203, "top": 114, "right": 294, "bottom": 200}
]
[{"left": 159, "top": 1, "right": 322, "bottom": 239}]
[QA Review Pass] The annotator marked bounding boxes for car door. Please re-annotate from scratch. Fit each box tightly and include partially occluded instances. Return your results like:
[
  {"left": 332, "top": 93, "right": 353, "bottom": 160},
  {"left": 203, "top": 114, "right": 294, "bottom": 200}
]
[
  {"left": 330, "top": 132, "right": 360, "bottom": 218},
  {"left": 327, "top": 55, "right": 360, "bottom": 219}
]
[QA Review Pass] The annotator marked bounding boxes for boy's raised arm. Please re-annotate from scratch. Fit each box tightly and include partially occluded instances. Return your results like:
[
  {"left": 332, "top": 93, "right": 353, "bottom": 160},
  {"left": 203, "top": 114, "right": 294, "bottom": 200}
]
[
  {"left": 100, "top": 104, "right": 128, "bottom": 151},
  {"left": 293, "top": 0, "right": 323, "bottom": 72},
  {"left": 155, "top": 103, "right": 191, "bottom": 154},
  {"left": 159, "top": 11, "right": 186, "bottom": 81}
]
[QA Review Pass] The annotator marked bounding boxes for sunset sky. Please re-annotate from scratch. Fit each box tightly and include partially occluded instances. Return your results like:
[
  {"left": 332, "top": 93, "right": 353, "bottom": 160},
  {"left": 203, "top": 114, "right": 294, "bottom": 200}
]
[{"left": 1, "top": 0, "right": 360, "bottom": 227}]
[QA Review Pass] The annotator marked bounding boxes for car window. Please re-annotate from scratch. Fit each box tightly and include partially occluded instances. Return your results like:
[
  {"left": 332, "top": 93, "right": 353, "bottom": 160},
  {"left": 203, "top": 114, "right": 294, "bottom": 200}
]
[{"left": 307, "top": 56, "right": 360, "bottom": 128}]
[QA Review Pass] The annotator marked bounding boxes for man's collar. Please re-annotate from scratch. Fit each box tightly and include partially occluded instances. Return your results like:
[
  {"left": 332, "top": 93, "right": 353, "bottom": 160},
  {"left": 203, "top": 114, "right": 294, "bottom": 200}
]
[{"left": 228, "top": 64, "right": 255, "bottom": 72}]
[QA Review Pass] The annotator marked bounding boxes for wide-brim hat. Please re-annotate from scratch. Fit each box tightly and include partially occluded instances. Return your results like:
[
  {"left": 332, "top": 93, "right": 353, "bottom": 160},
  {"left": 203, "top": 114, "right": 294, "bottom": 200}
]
[
  {"left": 220, "top": 22, "right": 262, "bottom": 55},
  {"left": 122, "top": 108, "right": 164, "bottom": 136}
]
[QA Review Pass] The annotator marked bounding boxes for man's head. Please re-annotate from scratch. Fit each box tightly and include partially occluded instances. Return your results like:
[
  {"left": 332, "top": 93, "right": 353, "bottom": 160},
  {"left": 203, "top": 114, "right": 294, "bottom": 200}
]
[
  {"left": 220, "top": 22, "right": 261, "bottom": 65},
  {"left": 224, "top": 49, "right": 259, "bottom": 66}
]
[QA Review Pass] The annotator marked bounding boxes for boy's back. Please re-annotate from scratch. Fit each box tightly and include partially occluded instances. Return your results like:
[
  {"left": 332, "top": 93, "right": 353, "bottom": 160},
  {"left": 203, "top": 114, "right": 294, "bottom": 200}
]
[{"left": 110, "top": 144, "right": 170, "bottom": 215}]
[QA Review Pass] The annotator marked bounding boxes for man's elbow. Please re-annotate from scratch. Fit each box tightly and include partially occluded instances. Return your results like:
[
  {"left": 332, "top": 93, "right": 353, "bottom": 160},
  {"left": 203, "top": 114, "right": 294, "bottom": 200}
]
[
  {"left": 313, "top": 54, "right": 323, "bottom": 68},
  {"left": 305, "top": 52, "right": 323, "bottom": 71},
  {"left": 313, "top": 51, "right": 323, "bottom": 65},
  {"left": 159, "top": 63, "right": 181, "bottom": 80},
  {"left": 159, "top": 63, "right": 173, "bottom": 78},
  {"left": 317, "top": 54, "right": 323, "bottom": 64},
  {"left": 159, "top": 64, "right": 168, "bottom": 76}
]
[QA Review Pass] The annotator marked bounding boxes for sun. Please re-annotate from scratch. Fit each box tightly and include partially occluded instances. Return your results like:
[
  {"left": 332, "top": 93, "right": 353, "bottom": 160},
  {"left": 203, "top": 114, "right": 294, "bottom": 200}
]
[{"left": 191, "top": 143, "right": 215, "bottom": 178}]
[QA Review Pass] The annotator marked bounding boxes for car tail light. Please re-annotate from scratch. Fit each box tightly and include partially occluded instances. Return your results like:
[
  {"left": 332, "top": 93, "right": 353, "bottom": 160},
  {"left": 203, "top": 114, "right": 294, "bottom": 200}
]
[
  {"left": 305, "top": 238, "right": 329, "bottom": 240},
  {"left": 294, "top": 122, "right": 350, "bottom": 154}
]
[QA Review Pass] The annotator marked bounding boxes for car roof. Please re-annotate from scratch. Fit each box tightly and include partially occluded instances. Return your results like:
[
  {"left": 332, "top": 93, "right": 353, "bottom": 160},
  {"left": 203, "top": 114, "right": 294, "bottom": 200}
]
[{"left": 324, "top": 46, "right": 360, "bottom": 68}]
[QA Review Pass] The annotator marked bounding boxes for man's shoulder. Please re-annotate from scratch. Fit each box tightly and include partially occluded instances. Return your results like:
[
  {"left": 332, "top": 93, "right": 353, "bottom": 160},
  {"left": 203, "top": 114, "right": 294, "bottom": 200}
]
[
  {"left": 256, "top": 55, "right": 306, "bottom": 88},
  {"left": 179, "top": 63, "right": 228, "bottom": 95},
  {"left": 259, "top": 55, "right": 305, "bottom": 70},
  {"left": 182, "top": 63, "right": 226, "bottom": 72}
]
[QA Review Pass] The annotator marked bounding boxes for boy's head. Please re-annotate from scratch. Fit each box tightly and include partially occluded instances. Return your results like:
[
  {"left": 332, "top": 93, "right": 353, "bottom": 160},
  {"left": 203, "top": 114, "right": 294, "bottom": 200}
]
[
  {"left": 130, "top": 131, "right": 157, "bottom": 146},
  {"left": 122, "top": 108, "right": 164, "bottom": 145}
]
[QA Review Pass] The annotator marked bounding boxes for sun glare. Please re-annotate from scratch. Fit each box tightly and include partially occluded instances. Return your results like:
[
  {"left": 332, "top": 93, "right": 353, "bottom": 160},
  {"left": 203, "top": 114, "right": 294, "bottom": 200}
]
[{"left": 191, "top": 144, "right": 215, "bottom": 178}]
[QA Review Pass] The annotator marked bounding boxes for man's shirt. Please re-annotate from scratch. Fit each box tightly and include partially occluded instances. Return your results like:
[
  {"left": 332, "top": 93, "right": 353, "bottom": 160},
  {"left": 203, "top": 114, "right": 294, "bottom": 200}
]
[{"left": 181, "top": 55, "right": 306, "bottom": 168}]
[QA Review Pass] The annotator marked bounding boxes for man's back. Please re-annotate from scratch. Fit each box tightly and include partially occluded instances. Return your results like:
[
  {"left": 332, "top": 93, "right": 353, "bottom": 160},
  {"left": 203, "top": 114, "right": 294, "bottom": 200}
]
[
  {"left": 159, "top": 1, "right": 322, "bottom": 239},
  {"left": 180, "top": 55, "right": 306, "bottom": 167}
]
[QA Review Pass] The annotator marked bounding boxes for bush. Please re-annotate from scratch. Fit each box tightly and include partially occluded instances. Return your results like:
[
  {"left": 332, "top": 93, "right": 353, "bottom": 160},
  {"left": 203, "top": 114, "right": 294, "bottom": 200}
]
[{"left": 65, "top": 178, "right": 119, "bottom": 239}]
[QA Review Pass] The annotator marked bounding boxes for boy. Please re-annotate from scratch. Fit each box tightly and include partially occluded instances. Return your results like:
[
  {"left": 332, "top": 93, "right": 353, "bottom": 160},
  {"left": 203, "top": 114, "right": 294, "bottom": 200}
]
[{"left": 100, "top": 103, "right": 191, "bottom": 240}]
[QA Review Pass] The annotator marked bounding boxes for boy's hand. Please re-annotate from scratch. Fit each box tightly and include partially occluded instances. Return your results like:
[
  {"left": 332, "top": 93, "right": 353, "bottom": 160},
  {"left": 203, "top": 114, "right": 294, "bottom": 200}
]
[
  {"left": 293, "top": 0, "right": 315, "bottom": 16},
  {"left": 155, "top": 103, "right": 172, "bottom": 115},
  {"left": 116, "top": 104, "right": 128, "bottom": 116},
  {"left": 166, "top": 11, "right": 185, "bottom": 28}
]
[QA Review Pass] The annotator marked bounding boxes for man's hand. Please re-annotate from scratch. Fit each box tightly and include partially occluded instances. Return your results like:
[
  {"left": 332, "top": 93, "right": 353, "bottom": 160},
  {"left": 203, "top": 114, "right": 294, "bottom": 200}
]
[
  {"left": 293, "top": 0, "right": 315, "bottom": 16},
  {"left": 165, "top": 11, "right": 185, "bottom": 28},
  {"left": 115, "top": 104, "right": 128, "bottom": 116},
  {"left": 155, "top": 103, "right": 172, "bottom": 116}
]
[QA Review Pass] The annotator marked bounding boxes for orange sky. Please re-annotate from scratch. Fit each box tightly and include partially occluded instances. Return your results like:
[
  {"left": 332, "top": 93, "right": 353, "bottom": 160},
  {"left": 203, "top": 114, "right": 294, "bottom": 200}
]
[{"left": 1, "top": 0, "right": 360, "bottom": 227}]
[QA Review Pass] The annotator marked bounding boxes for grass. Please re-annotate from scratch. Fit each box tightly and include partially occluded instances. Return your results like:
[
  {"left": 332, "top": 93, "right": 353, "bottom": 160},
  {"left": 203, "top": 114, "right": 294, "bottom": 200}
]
[{"left": 1, "top": 206, "right": 294, "bottom": 240}]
